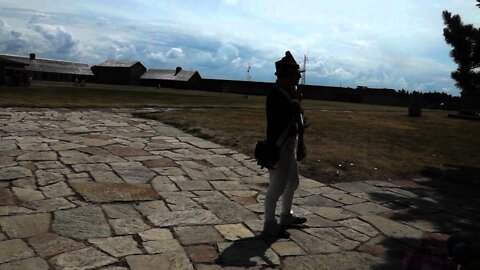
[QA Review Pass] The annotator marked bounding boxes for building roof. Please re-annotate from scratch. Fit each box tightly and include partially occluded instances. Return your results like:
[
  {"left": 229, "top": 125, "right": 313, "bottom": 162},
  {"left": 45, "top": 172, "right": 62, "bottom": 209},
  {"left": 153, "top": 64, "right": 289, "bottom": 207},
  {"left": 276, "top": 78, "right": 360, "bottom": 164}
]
[
  {"left": 140, "top": 68, "right": 199, "bottom": 82},
  {"left": 0, "top": 54, "right": 93, "bottom": 76},
  {"left": 0, "top": 55, "right": 29, "bottom": 67},
  {"left": 94, "top": 60, "right": 142, "bottom": 68}
]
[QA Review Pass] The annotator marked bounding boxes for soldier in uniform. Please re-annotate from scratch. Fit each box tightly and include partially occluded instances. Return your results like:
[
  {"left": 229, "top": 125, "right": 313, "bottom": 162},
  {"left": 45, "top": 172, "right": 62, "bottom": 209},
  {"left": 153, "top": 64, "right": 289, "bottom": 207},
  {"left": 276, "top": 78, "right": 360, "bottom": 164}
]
[{"left": 262, "top": 51, "right": 307, "bottom": 237}]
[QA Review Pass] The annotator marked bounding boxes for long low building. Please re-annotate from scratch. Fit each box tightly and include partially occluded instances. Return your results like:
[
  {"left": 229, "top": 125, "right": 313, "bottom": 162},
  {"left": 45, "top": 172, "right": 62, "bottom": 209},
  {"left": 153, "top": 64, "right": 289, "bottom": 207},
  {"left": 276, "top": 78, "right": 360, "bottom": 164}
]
[
  {"left": 140, "top": 67, "right": 202, "bottom": 89},
  {"left": 0, "top": 53, "right": 93, "bottom": 85},
  {"left": 91, "top": 60, "right": 146, "bottom": 85}
]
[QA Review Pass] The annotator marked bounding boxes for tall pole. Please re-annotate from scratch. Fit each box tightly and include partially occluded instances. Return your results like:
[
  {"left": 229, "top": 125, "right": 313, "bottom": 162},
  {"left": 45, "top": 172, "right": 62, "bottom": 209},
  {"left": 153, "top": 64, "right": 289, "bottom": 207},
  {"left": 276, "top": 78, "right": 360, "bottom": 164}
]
[{"left": 246, "top": 61, "right": 252, "bottom": 81}]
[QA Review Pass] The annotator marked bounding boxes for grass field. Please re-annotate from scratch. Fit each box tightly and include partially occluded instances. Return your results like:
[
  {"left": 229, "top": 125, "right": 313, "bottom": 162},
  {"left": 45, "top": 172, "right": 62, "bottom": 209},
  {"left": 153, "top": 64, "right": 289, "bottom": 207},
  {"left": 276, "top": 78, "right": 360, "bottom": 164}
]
[{"left": 2, "top": 81, "right": 479, "bottom": 183}]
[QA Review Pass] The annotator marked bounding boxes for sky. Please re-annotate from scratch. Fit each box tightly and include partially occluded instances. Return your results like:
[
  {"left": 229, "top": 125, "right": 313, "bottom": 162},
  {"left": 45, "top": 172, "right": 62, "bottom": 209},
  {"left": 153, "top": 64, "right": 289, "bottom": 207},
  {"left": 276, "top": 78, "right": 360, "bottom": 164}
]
[{"left": 1, "top": 1, "right": 479, "bottom": 96}]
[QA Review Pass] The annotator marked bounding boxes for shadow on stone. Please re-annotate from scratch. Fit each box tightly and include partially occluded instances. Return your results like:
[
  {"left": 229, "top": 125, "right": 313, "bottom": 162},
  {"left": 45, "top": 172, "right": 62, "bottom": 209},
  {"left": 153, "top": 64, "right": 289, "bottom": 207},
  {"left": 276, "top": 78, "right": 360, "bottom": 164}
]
[
  {"left": 361, "top": 177, "right": 480, "bottom": 269},
  {"left": 421, "top": 164, "right": 480, "bottom": 188},
  {"left": 215, "top": 235, "right": 280, "bottom": 267}
]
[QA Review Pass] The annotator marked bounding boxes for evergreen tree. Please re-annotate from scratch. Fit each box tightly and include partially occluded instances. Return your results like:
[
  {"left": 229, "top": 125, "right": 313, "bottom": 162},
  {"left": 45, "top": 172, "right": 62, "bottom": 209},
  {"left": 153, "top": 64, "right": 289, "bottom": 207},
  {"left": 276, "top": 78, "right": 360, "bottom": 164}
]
[{"left": 443, "top": 2, "right": 480, "bottom": 95}]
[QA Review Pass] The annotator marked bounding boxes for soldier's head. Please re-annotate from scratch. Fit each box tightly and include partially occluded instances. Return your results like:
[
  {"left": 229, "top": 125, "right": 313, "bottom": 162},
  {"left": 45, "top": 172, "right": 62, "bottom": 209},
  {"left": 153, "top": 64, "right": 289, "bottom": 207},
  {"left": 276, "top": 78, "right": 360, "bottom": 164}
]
[{"left": 275, "top": 51, "right": 304, "bottom": 87}]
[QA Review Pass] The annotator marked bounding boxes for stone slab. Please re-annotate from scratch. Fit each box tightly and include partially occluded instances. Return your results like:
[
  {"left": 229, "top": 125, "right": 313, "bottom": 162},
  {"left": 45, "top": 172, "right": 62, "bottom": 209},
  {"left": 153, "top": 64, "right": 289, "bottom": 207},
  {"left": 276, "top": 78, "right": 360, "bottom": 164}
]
[
  {"left": 0, "top": 257, "right": 49, "bottom": 270},
  {"left": 271, "top": 240, "right": 306, "bottom": 256},
  {"left": 49, "top": 247, "right": 117, "bottom": 270},
  {"left": 142, "top": 239, "right": 184, "bottom": 254},
  {"left": 289, "top": 229, "right": 341, "bottom": 254},
  {"left": 217, "top": 239, "right": 280, "bottom": 266},
  {"left": 186, "top": 245, "right": 218, "bottom": 263},
  {"left": 52, "top": 206, "right": 111, "bottom": 240},
  {"left": 70, "top": 182, "right": 158, "bottom": 203},
  {"left": 360, "top": 214, "right": 423, "bottom": 247},
  {"left": 0, "top": 166, "right": 32, "bottom": 181},
  {"left": 174, "top": 225, "right": 224, "bottom": 245},
  {"left": 0, "top": 188, "right": 15, "bottom": 205},
  {"left": 89, "top": 236, "right": 142, "bottom": 257},
  {"left": 214, "top": 224, "right": 255, "bottom": 241},
  {"left": 0, "top": 239, "right": 35, "bottom": 264},
  {"left": 109, "top": 218, "right": 150, "bottom": 235},
  {"left": 0, "top": 213, "right": 50, "bottom": 238},
  {"left": 282, "top": 252, "right": 386, "bottom": 270},
  {"left": 148, "top": 209, "right": 222, "bottom": 227},
  {"left": 28, "top": 233, "right": 85, "bottom": 258},
  {"left": 126, "top": 253, "right": 194, "bottom": 270}
]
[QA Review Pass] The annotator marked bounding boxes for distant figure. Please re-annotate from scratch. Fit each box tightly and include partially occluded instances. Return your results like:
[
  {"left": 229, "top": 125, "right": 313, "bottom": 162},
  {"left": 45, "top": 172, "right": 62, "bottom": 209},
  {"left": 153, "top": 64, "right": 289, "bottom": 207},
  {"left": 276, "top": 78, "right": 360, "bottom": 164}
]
[
  {"left": 409, "top": 91, "right": 422, "bottom": 117},
  {"left": 80, "top": 79, "right": 85, "bottom": 87},
  {"left": 262, "top": 51, "right": 307, "bottom": 238}
]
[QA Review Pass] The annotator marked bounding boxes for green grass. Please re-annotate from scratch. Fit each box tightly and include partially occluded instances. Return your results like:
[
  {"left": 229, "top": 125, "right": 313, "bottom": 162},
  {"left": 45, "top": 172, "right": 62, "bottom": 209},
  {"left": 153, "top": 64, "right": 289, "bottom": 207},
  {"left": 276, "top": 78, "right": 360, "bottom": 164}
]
[{"left": 2, "top": 81, "right": 478, "bottom": 183}]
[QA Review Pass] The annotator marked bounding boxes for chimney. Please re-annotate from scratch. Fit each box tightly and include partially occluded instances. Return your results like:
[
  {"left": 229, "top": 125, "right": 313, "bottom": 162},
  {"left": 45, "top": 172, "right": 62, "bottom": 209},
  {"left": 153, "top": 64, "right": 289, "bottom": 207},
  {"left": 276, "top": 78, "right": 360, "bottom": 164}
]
[
  {"left": 174, "top": 66, "right": 182, "bottom": 76},
  {"left": 29, "top": 53, "right": 36, "bottom": 60}
]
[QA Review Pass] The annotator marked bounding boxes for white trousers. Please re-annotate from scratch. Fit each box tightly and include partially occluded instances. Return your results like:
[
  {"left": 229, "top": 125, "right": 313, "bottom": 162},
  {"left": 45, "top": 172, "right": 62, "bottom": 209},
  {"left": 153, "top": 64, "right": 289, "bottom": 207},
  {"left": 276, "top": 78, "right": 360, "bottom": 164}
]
[{"left": 264, "top": 136, "right": 299, "bottom": 224}]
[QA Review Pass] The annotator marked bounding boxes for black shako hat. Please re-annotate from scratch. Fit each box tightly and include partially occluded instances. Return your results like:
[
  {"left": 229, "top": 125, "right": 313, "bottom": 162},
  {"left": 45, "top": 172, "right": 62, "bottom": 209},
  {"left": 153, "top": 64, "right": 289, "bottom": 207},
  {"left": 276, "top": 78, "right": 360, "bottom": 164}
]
[{"left": 275, "top": 51, "right": 305, "bottom": 77}]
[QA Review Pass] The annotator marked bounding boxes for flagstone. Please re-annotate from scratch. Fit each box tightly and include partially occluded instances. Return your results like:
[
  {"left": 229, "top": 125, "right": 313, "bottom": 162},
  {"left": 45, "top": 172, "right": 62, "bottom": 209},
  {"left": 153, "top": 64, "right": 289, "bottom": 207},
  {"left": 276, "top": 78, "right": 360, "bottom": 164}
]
[
  {"left": 40, "top": 181, "right": 74, "bottom": 198},
  {"left": 0, "top": 239, "right": 35, "bottom": 264},
  {"left": 142, "top": 239, "right": 184, "bottom": 254},
  {"left": 0, "top": 166, "right": 32, "bottom": 181},
  {"left": 214, "top": 224, "right": 255, "bottom": 241},
  {"left": 52, "top": 206, "right": 111, "bottom": 240},
  {"left": 343, "top": 202, "right": 391, "bottom": 215},
  {"left": 0, "top": 257, "right": 49, "bottom": 270},
  {"left": 109, "top": 218, "right": 150, "bottom": 235},
  {"left": 304, "top": 228, "right": 360, "bottom": 250},
  {"left": 102, "top": 204, "right": 141, "bottom": 219},
  {"left": 126, "top": 252, "right": 193, "bottom": 270},
  {"left": 36, "top": 170, "right": 65, "bottom": 186},
  {"left": 305, "top": 206, "right": 357, "bottom": 221},
  {"left": 271, "top": 240, "right": 306, "bottom": 256},
  {"left": 332, "top": 182, "right": 381, "bottom": 193},
  {"left": 360, "top": 214, "right": 423, "bottom": 247},
  {"left": 186, "top": 245, "right": 218, "bottom": 263},
  {"left": 339, "top": 218, "right": 379, "bottom": 237},
  {"left": 148, "top": 209, "right": 222, "bottom": 227},
  {"left": 0, "top": 157, "right": 16, "bottom": 168},
  {"left": 323, "top": 193, "right": 367, "bottom": 205},
  {"left": 289, "top": 230, "right": 341, "bottom": 254},
  {"left": 17, "top": 151, "right": 57, "bottom": 161},
  {"left": 0, "top": 188, "right": 15, "bottom": 206},
  {"left": 70, "top": 182, "right": 158, "bottom": 203},
  {"left": 28, "top": 233, "right": 85, "bottom": 257},
  {"left": 110, "top": 162, "right": 156, "bottom": 183},
  {"left": 0, "top": 213, "right": 50, "bottom": 238},
  {"left": 133, "top": 200, "right": 170, "bottom": 216},
  {"left": 138, "top": 228, "right": 173, "bottom": 241},
  {"left": 217, "top": 240, "right": 280, "bottom": 266},
  {"left": 0, "top": 206, "right": 34, "bottom": 215},
  {"left": 12, "top": 187, "right": 45, "bottom": 202},
  {"left": 151, "top": 176, "right": 179, "bottom": 192},
  {"left": 49, "top": 247, "right": 117, "bottom": 270},
  {"left": 90, "top": 170, "right": 124, "bottom": 183},
  {"left": 89, "top": 236, "right": 142, "bottom": 257},
  {"left": 174, "top": 225, "right": 224, "bottom": 245}
]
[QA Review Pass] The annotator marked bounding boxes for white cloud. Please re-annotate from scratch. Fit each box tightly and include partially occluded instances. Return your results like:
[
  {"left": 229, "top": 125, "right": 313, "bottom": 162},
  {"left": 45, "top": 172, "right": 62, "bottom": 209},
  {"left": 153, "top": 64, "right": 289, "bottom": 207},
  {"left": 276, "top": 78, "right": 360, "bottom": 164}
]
[
  {"left": 166, "top": 47, "right": 185, "bottom": 59},
  {"left": 32, "top": 24, "right": 76, "bottom": 54}
]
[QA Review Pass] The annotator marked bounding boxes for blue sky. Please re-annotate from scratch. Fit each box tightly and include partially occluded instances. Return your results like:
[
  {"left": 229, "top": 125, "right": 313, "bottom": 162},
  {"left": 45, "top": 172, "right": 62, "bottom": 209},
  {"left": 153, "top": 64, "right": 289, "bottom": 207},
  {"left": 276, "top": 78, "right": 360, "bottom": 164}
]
[{"left": 1, "top": 1, "right": 479, "bottom": 95}]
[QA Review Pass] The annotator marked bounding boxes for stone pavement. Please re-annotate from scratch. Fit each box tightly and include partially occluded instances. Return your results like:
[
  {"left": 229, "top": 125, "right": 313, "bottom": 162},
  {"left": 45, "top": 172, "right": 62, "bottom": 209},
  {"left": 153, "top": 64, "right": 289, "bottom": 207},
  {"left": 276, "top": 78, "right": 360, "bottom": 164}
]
[{"left": 1, "top": 108, "right": 479, "bottom": 270}]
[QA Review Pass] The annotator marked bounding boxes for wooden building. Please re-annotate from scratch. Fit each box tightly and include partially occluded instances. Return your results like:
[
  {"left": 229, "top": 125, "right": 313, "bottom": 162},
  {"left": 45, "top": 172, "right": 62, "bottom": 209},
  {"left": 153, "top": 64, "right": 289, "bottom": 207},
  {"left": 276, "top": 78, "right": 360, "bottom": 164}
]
[
  {"left": 0, "top": 53, "right": 93, "bottom": 85},
  {"left": 140, "top": 67, "right": 202, "bottom": 89},
  {"left": 91, "top": 60, "right": 146, "bottom": 85}
]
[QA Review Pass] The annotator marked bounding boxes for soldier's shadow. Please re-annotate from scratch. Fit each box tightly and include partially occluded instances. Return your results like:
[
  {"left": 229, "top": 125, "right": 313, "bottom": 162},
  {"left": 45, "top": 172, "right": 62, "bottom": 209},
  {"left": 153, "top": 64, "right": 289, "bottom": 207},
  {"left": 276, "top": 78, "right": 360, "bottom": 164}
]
[{"left": 215, "top": 235, "right": 281, "bottom": 267}]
